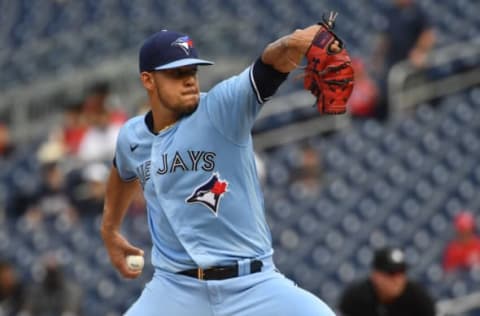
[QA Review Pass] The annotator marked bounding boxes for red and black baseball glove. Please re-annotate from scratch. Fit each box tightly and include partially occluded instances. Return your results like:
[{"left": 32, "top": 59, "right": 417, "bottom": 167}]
[{"left": 303, "top": 12, "right": 354, "bottom": 114}]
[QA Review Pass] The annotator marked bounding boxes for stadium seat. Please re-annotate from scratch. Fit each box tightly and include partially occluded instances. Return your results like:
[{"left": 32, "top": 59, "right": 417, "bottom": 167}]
[
  {"left": 356, "top": 197, "right": 380, "bottom": 221},
  {"left": 429, "top": 213, "right": 450, "bottom": 236},
  {"left": 345, "top": 162, "right": 369, "bottom": 186},
  {"left": 385, "top": 214, "right": 406, "bottom": 238},
  {"left": 340, "top": 213, "right": 362, "bottom": 237},
  {"left": 311, "top": 197, "right": 337, "bottom": 222}
]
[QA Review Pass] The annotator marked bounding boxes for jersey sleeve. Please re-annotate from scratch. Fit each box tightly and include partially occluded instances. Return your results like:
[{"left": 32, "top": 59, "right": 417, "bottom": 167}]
[
  {"left": 204, "top": 59, "right": 288, "bottom": 144},
  {"left": 113, "top": 123, "right": 137, "bottom": 181}
]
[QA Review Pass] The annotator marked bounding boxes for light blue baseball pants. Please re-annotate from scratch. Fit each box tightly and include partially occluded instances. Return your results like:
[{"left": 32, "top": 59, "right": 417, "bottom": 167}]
[{"left": 125, "top": 258, "right": 335, "bottom": 316}]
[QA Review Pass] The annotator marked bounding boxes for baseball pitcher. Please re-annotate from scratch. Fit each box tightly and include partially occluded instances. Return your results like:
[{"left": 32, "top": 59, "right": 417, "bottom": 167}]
[{"left": 102, "top": 15, "right": 353, "bottom": 316}]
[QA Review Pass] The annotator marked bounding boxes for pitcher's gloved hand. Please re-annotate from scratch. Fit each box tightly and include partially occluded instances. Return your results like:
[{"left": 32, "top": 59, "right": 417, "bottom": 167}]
[{"left": 303, "top": 12, "right": 355, "bottom": 114}]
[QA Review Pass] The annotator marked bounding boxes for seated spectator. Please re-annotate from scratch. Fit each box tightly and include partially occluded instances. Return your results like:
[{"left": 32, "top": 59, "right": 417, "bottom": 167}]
[
  {"left": 82, "top": 80, "right": 127, "bottom": 126},
  {"left": 27, "top": 160, "right": 77, "bottom": 224},
  {"left": 289, "top": 145, "right": 323, "bottom": 200},
  {"left": 0, "top": 123, "right": 15, "bottom": 159},
  {"left": 76, "top": 107, "right": 122, "bottom": 163},
  {"left": 12, "top": 143, "right": 77, "bottom": 224},
  {"left": 69, "top": 162, "right": 110, "bottom": 217},
  {"left": 347, "top": 58, "right": 379, "bottom": 118},
  {"left": 338, "top": 247, "right": 435, "bottom": 316},
  {"left": 76, "top": 80, "right": 127, "bottom": 163},
  {"left": 23, "top": 254, "right": 82, "bottom": 316},
  {"left": 61, "top": 100, "right": 89, "bottom": 156},
  {"left": 443, "top": 211, "right": 480, "bottom": 273},
  {"left": 0, "top": 260, "right": 26, "bottom": 316}
]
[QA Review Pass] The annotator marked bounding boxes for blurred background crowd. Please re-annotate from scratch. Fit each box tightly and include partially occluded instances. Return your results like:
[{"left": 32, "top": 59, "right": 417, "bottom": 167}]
[{"left": 0, "top": 0, "right": 479, "bottom": 315}]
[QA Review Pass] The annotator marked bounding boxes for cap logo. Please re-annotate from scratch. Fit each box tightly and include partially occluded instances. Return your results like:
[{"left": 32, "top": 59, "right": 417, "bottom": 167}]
[
  {"left": 391, "top": 249, "right": 404, "bottom": 263},
  {"left": 171, "top": 36, "right": 194, "bottom": 55}
]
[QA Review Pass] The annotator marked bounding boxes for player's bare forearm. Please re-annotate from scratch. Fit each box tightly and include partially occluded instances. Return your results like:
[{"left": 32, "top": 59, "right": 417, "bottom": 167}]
[
  {"left": 101, "top": 167, "right": 144, "bottom": 279},
  {"left": 101, "top": 167, "right": 140, "bottom": 234},
  {"left": 261, "top": 24, "right": 322, "bottom": 73}
]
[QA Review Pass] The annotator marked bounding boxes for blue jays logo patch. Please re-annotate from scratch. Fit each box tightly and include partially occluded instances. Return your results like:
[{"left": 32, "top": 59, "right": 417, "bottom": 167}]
[
  {"left": 186, "top": 173, "right": 228, "bottom": 216},
  {"left": 171, "top": 36, "right": 194, "bottom": 55}
]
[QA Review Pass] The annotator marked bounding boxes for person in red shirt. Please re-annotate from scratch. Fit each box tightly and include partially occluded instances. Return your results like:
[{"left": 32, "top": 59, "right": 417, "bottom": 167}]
[
  {"left": 347, "top": 58, "right": 379, "bottom": 118},
  {"left": 443, "top": 211, "right": 480, "bottom": 272},
  {"left": 61, "top": 101, "right": 88, "bottom": 155},
  {"left": 0, "top": 123, "right": 15, "bottom": 158}
]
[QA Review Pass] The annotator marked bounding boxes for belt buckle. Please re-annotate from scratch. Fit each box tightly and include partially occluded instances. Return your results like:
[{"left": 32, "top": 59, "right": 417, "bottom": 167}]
[{"left": 197, "top": 267, "right": 205, "bottom": 280}]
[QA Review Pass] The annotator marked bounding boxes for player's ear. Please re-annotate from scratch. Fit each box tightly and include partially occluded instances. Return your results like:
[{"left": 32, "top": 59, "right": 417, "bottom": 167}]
[{"left": 140, "top": 72, "right": 155, "bottom": 91}]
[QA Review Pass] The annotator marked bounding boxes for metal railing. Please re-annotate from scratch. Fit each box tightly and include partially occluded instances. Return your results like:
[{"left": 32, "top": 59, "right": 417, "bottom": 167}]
[
  {"left": 437, "top": 291, "right": 480, "bottom": 316},
  {"left": 253, "top": 90, "right": 351, "bottom": 151},
  {"left": 388, "top": 37, "right": 480, "bottom": 113},
  {"left": 0, "top": 56, "right": 249, "bottom": 143},
  {"left": 1, "top": 36, "right": 479, "bottom": 149}
]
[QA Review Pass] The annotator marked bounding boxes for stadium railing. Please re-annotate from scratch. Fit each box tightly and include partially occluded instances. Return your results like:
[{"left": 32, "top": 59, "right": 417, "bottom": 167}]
[
  {"left": 388, "top": 36, "right": 480, "bottom": 114},
  {"left": 437, "top": 290, "right": 480, "bottom": 316}
]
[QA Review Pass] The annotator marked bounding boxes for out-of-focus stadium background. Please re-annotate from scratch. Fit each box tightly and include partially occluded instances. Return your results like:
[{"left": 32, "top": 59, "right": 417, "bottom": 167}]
[{"left": 0, "top": 0, "right": 479, "bottom": 315}]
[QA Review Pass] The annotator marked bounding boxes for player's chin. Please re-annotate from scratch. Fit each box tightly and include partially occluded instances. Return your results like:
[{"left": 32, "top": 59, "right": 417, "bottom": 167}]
[
  {"left": 180, "top": 101, "right": 199, "bottom": 115},
  {"left": 181, "top": 96, "right": 199, "bottom": 112}
]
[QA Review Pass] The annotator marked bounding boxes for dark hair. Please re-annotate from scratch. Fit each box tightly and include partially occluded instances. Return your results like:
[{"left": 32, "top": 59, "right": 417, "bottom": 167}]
[
  {"left": 0, "top": 260, "right": 13, "bottom": 271},
  {"left": 86, "top": 80, "right": 111, "bottom": 96}
]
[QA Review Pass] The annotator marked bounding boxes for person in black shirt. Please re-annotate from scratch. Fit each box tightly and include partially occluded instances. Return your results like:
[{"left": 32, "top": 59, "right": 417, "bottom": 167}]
[
  {"left": 371, "top": 0, "right": 436, "bottom": 120},
  {"left": 338, "top": 247, "right": 436, "bottom": 316}
]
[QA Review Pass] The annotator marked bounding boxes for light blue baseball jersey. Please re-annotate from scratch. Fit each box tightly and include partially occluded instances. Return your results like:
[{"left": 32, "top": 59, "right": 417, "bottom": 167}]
[
  {"left": 118, "top": 61, "right": 336, "bottom": 316},
  {"left": 115, "top": 65, "right": 273, "bottom": 272}
]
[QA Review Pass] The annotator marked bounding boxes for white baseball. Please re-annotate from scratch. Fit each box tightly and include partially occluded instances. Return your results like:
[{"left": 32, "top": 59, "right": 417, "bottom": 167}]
[{"left": 126, "top": 255, "right": 144, "bottom": 271}]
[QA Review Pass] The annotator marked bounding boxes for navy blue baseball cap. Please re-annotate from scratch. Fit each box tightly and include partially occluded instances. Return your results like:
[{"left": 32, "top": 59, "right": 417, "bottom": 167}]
[{"left": 139, "top": 30, "right": 214, "bottom": 72}]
